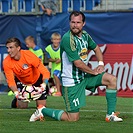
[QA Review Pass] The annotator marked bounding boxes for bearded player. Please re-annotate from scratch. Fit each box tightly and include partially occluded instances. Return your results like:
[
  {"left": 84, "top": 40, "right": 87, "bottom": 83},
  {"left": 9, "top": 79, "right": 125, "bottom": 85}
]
[{"left": 29, "top": 11, "right": 123, "bottom": 122}]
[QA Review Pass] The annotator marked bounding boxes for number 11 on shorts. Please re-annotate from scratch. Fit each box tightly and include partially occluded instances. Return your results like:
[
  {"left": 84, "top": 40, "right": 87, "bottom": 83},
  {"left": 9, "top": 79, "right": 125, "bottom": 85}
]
[{"left": 73, "top": 98, "right": 79, "bottom": 106}]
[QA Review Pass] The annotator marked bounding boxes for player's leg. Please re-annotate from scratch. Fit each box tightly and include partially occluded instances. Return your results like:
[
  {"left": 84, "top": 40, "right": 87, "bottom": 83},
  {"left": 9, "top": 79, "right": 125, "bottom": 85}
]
[
  {"left": 86, "top": 72, "right": 122, "bottom": 122},
  {"left": 39, "top": 106, "right": 79, "bottom": 121},
  {"left": 60, "top": 84, "right": 85, "bottom": 121},
  {"left": 102, "top": 72, "right": 117, "bottom": 89},
  {"left": 101, "top": 73, "right": 122, "bottom": 122},
  {"left": 60, "top": 112, "right": 80, "bottom": 121},
  {"left": 30, "top": 81, "right": 86, "bottom": 122},
  {"left": 101, "top": 73, "right": 117, "bottom": 114},
  {"left": 30, "top": 104, "right": 80, "bottom": 122},
  {"left": 36, "top": 96, "right": 46, "bottom": 107},
  {"left": 53, "top": 70, "right": 62, "bottom": 96},
  {"left": 17, "top": 100, "right": 28, "bottom": 109}
]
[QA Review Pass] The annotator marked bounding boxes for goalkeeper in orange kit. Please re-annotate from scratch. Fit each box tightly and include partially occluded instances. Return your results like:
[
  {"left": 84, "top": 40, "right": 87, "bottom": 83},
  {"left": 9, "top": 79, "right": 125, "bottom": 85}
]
[{"left": 3, "top": 37, "right": 50, "bottom": 109}]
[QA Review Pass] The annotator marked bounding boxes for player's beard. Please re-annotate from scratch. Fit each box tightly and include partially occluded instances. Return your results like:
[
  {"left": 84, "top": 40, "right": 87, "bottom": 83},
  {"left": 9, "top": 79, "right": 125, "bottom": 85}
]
[{"left": 70, "top": 28, "right": 82, "bottom": 36}]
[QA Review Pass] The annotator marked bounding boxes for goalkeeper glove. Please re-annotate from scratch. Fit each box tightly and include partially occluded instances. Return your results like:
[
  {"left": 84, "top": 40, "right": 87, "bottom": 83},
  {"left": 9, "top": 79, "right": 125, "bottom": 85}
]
[
  {"left": 14, "top": 91, "right": 30, "bottom": 102},
  {"left": 30, "top": 79, "right": 48, "bottom": 101},
  {"left": 31, "top": 86, "right": 45, "bottom": 100}
]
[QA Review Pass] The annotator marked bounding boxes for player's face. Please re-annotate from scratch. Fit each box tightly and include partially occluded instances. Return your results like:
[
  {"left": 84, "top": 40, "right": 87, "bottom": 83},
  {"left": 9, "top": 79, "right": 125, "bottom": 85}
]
[
  {"left": 70, "top": 14, "right": 85, "bottom": 37},
  {"left": 6, "top": 42, "right": 20, "bottom": 59}
]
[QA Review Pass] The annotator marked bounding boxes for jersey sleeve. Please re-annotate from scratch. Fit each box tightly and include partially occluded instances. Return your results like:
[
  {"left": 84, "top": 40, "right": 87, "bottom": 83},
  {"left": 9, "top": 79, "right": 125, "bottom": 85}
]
[
  {"left": 87, "top": 34, "right": 97, "bottom": 50},
  {"left": 3, "top": 58, "right": 17, "bottom": 88}
]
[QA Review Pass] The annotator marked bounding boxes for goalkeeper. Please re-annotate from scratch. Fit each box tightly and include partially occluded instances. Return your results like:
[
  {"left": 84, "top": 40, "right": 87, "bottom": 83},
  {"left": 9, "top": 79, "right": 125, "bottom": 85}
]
[{"left": 3, "top": 37, "right": 50, "bottom": 109}]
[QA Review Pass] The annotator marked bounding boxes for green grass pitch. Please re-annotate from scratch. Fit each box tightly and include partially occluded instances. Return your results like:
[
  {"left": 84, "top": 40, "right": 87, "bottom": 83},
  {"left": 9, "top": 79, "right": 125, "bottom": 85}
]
[{"left": 0, "top": 94, "right": 133, "bottom": 133}]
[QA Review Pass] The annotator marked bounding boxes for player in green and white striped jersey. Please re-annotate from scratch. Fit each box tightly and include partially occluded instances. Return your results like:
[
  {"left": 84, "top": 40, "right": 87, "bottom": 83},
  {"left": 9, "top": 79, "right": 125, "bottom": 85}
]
[
  {"left": 60, "top": 30, "right": 97, "bottom": 86},
  {"left": 29, "top": 11, "right": 123, "bottom": 122}
]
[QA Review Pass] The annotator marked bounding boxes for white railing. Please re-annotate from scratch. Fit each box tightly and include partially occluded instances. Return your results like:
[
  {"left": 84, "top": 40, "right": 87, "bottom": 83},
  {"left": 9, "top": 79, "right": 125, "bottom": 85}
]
[
  {"left": 0, "top": 0, "right": 98, "bottom": 14},
  {"left": 0, "top": 0, "right": 36, "bottom": 13},
  {"left": 94, "top": 0, "right": 133, "bottom": 11},
  {"left": 0, "top": 0, "right": 62, "bottom": 14}
]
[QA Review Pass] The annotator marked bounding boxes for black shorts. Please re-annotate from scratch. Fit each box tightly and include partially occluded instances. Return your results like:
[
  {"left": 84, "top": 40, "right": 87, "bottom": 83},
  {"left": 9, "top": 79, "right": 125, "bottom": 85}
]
[{"left": 15, "top": 74, "right": 47, "bottom": 100}]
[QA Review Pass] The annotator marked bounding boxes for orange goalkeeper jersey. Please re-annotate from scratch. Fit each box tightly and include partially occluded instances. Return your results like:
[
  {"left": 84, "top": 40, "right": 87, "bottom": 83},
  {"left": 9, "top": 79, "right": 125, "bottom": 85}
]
[{"left": 3, "top": 50, "right": 50, "bottom": 88}]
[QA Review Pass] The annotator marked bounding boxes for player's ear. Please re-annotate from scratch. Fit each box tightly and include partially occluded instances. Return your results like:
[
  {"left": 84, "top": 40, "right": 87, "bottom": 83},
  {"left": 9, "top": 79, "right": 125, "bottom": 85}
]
[
  {"left": 83, "top": 22, "right": 86, "bottom": 27},
  {"left": 18, "top": 46, "right": 21, "bottom": 51}
]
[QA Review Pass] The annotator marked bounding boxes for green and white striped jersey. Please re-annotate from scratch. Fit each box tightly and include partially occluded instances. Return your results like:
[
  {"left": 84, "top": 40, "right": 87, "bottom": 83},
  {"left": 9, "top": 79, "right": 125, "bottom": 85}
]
[{"left": 60, "top": 30, "right": 97, "bottom": 86}]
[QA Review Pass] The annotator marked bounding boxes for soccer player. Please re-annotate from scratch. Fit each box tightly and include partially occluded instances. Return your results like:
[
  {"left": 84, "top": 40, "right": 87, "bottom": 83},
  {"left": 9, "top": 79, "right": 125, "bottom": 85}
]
[
  {"left": 45, "top": 33, "right": 62, "bottom": 96},
  {"left": 25, "top": 36, "right": 44, "bottom": 63},
  {"left": 29, "top": 11, "right": 123, "bottom": 122},
  {"left": 8, "top": 36, "right": 45, "bottom": 96},
  {"left": 3, "top": 37, "right": 50, "bottom": 109}
]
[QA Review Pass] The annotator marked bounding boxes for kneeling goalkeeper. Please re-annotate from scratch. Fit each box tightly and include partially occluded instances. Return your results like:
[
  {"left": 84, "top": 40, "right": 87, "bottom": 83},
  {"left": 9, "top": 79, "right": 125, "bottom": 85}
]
[{"left": 3, "top": 37, "right": 50, "bottom": 109}]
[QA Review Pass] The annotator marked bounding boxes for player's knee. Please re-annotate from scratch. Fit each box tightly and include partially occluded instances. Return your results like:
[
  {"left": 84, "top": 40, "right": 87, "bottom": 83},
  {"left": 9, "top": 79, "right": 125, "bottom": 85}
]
[
  {"left": 68, "top": 113, "right": 80, "bottom": 122},
  {"left": 17, "top": 104, "right": 28, "bottom": 109},
  {"left": 17, "top": 101, "right": 28, "bottom": 109},
  {"left": 69, "top": 117, "right": 79, "bottom": 122},
  {"left": 109, "top": 75, "right": 117, "bottom": 88},
  {"left": 61, "top": 112, "right": 79, "bottom": 121}
]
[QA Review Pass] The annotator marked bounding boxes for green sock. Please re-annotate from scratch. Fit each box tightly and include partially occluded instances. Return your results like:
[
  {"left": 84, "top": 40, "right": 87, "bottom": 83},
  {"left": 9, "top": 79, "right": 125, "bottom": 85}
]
[
  {"left": 41, "top": 108, "right": 64, "bottom": 120},
  {"left": 106, "top": 89, "right": 117, "bottom": 115}
]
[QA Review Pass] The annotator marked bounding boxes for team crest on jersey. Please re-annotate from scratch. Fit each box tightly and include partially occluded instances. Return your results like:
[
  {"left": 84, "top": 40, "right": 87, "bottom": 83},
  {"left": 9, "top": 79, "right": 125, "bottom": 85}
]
[
  {"left": 79, "top": 48, "right": 88, "bottom": 60},
  {"left": 22, "top": 64, "right": 29, "bottom": 69}
]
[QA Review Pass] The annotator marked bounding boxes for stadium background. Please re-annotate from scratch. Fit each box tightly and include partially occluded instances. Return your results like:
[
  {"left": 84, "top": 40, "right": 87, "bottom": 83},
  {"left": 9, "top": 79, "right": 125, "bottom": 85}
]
[{"left": 0, "top": 0, "right": 133, "bottom": 97}]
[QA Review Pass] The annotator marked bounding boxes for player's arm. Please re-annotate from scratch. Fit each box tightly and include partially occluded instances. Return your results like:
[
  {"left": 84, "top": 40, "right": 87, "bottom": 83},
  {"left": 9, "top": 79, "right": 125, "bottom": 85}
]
[
  {"left": 4, "top": 72, "right": 27, "bottom": 101},
  {"left": 48, "top": 58, "right": 58, "bottom": 62},
  {"left": 4, "top": 71, "right": 20, "bottom": 97},
  {"left": 74, "top": 60, "right": 98, "bottom": 75},
  {"left": 9, "top": 86, "right": 18, "bottom": 93},
  {"left": 93, "top": 45, "right": 104, "bottom": 73},
  {"left": 45, "top": 51, "right": 58, "bottom": 63},
  {"left": 93, "top": 45, "right": 103, "bottom": 62},
  {"left": 61, "top": 36, "right": 98, "bottom": 75},
  {"left": 3, "top": 61, "right": 18, "bottom": 93}
]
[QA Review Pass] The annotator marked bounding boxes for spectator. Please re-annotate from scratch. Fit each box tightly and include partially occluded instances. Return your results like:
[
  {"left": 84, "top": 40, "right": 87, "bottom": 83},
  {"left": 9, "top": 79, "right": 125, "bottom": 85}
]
[
  {"left": 25, "top": 36, "right": 44, "bottom": 63},
  {"left": 38, "top": 0, "right": 58, "bottom": 15},
  {"left": 45, "top": 33, "right": 62, "bottom": 96}
]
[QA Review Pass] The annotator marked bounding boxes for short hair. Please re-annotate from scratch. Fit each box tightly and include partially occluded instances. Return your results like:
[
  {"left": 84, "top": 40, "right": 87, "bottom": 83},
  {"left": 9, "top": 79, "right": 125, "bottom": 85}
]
[
  {"left": 51, "top": 32, "right": 61, "bottom": 39},
  {"left": 69, "top": 11, "right": 85, "bottom": 23},
  {"left": 6, "top": 37, "right": 21, "bottom": 47},
  {"left": 25, "top": 36, "right": 34, "bottom": 42}
]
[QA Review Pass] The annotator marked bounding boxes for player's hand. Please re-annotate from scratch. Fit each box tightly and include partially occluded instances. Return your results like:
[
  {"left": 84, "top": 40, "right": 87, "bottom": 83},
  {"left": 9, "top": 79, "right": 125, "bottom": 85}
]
[
  {"left": 98, "top": 65, "right": 104, "bottom": 73},
  {"left": 17, "top": 92, "right": 30, "bottom": 102},
  {"left": 55, "top": 59, "right": 61, "bottom": 64},
  {"left": 14, "top": 91, "right": 19, "bottom": 98},
  {"left": 95, "top": 65, "right": 104, "bottom": 74}
]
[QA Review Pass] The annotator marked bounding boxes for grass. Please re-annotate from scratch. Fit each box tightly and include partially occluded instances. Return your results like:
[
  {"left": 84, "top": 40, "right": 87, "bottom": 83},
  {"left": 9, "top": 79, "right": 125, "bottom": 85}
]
[{"left": 0, "top": 94, "right": 133, "bottom": 133}]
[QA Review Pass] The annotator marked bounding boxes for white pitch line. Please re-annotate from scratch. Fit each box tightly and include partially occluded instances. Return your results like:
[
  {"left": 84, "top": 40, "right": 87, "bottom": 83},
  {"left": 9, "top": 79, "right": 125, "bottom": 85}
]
[
  {"left": 0, "top": 108, "right": 133, "bottom": 114},
  {"left": 80, "top": 109, "right": 133, "bottom": 114}
]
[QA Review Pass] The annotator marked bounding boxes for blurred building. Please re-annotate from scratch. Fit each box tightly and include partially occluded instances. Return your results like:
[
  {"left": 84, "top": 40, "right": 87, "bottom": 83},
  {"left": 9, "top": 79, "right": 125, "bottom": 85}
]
[{"left": 0, "top": 0, "right": 133, "bottom": 14}]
